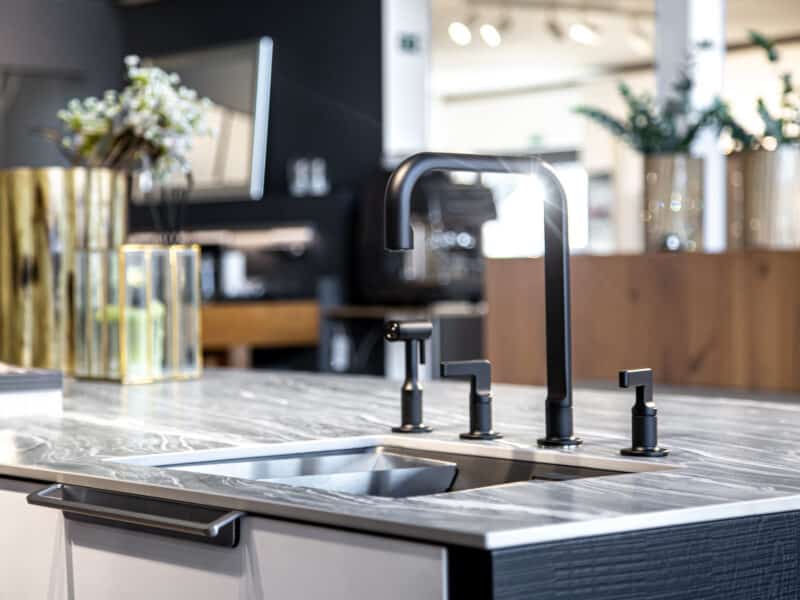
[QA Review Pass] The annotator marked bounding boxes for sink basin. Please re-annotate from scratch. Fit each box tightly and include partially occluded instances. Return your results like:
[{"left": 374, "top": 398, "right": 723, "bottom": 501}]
[
  {"left": 161, "top": 448, "right": 458, "bottom": 498},
  {"left": 112, "top": 436, "right": 672, "bottom": 499}
]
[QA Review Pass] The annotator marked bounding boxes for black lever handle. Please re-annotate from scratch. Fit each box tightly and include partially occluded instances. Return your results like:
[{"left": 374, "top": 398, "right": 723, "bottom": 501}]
[
  {"left": 618, "top": 368, "right": 669, "bottom": 457},
  {"left": 441, "top": 359, "right": 502, "bottom": 440},
  {"left": 385, "top": 320, "right": 433, "bottom": 434}
]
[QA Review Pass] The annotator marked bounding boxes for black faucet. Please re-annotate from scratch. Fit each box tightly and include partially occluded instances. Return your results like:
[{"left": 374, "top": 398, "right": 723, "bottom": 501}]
[{"left": 384, "top": 152, "right": 581, "bottom": 447}]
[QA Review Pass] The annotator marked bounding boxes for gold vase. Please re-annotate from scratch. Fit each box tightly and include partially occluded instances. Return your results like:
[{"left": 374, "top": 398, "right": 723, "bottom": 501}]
[
  {"left": 0, "top": 167, "right": 128, "bottom": 371},
  {"left": 643, "top": 154, "right": 704, "bottom": 252},
  {"left": 735, "top": 147, "right": 800, "bottom": 249}
]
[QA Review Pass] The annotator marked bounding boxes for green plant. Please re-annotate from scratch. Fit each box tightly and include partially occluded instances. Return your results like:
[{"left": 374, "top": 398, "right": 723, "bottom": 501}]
[
  {"left": 574, "top": 72, "right": 721, "bottom": 154},
  {"left": 700, "top": 31, "right": 800, "bottom": 151},
  {"left": 747, "top": 31, "right": 800, "bottom": 146}
]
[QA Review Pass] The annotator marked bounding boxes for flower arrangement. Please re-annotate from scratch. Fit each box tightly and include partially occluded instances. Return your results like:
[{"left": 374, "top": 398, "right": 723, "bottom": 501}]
[{"left": 53, "top": 55, "right": 213, "bottom": 186}]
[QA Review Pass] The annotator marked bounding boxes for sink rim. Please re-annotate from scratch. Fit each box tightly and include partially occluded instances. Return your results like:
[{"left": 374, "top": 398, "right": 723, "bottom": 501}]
[{"left": 108, "top": 434, "right": 676, "bottom": 474}]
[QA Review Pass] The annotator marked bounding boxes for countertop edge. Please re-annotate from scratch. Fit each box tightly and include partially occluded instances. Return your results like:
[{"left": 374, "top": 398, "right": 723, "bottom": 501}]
[{"left": 6, "top": 461, "right": 800, "bottom": 550}]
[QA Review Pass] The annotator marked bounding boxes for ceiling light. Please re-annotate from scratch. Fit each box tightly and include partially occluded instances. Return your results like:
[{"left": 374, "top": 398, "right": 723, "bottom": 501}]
[
  {"left": 568, "top": 21, "right": 599, "bottom": 46},
  {"left": 480, "top": 23, "right": 502, "bottom": 47},
  {"left": 448, "top": 21, "right": 472, "bottom": 46}
]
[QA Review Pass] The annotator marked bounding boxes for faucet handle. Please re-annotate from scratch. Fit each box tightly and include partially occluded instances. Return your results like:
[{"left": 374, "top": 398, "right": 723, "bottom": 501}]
[
  {"left": 618, "top": 368, "right": 669, "bottom": 457},
  {"left": 441, "top": 360, "right": 502, "bottom": 440},
  {"left": 441, "top": 360, "right": 491, "bottom": 394}
]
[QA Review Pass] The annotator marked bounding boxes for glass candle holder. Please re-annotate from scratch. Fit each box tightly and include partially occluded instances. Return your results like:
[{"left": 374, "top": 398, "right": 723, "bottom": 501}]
[{"left": 73, "top": 244, "right": 201, "bottom": 384}]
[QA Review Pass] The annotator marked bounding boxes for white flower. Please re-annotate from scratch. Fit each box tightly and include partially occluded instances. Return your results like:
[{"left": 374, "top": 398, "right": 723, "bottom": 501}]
[{"left": 56, "top": 55, "right": 214, "bottom": 180}]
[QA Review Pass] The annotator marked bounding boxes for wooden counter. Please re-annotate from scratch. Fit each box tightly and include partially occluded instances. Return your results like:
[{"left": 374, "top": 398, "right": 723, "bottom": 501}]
[{"left": 486, "top": 252, "right": 800, "bottom": 391}]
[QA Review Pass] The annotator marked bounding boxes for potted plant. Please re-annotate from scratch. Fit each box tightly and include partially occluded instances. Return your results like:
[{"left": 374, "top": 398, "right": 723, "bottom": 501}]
[
  {"left": 574, "top": 73, "right": 722, "bottom": 252},
  {"left": 720, "top": 32, "right": 800, "bottom": 249}
]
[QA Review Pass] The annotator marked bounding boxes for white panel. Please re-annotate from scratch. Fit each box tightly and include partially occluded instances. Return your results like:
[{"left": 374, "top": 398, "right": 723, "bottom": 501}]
[
  {"left": 0, "top": 484, "right": 68, "bottom": 600},
  {"left": 66, "top": 513, "right": 446, "bottom": 600},
  {"left": 382, "top": 0, "right": 432, "bottom": 164},
  {"left": 68, "top": 520, "right": 243, "bottom": 600},
  {"left": 243, "top": 516, "right": 447, "bottom": 600}
]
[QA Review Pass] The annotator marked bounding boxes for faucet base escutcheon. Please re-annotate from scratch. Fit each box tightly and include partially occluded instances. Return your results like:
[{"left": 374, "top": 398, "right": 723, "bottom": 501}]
[
  {"left": 392, "top": 424, "right": 433, "bottom": 434},
  {"left": 537, "top": 436, "right": 583, "bottom": 448},
  {"left": 460, "top": 430, "right": 503, "bottom": 441}
]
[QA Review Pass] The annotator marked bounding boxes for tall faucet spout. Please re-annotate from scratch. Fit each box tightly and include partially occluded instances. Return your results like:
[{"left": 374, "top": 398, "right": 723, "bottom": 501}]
[{"left": 384, "top": 152, "right": 581, "bottom": 447}]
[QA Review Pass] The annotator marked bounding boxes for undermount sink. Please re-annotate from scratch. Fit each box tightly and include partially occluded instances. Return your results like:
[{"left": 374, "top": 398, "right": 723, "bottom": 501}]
[
  {"left": 163, "top": 449, "right": 459, "bottom": 498},
  {"left": 112, "top": 436, "right": 672, "bottom": 499}
]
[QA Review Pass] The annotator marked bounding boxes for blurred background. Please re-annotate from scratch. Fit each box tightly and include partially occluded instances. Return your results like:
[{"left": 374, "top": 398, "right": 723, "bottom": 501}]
[{"left": 2, "top": 0, "right": 800, "bottom": 393}]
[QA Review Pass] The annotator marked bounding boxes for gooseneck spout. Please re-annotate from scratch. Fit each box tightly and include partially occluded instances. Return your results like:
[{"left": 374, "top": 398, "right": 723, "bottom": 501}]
[{"left": 384, "top": 152, "right": 581, "bottom": 447}]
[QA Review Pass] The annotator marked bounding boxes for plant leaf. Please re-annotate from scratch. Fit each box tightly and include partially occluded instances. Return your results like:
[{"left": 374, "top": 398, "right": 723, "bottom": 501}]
[{"left": 750, "top": 30, "right": 779, "bottom": 62}]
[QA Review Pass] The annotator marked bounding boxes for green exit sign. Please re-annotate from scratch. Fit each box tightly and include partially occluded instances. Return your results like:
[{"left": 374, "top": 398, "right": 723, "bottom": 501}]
[{"left": 399, "top": 33, "right": 421, "bottom": 53}]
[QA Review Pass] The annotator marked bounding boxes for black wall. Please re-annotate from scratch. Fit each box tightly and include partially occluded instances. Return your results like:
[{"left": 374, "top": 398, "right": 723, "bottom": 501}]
[
  {"left": 0, "top": 0, "right": 123, "bottom": 168},
  {"left": 122, "top": 0, "right": 382, "bottom": 223}
]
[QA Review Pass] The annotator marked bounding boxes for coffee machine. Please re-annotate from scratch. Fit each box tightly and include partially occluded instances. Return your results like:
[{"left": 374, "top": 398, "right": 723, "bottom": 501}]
[{"left": 356, "top": 170, "right": 496, "bottom": 304}]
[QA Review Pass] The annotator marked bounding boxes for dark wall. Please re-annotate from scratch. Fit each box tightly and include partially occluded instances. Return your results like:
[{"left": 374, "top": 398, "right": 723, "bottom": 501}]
[
  {"left": 0, "top": 0, "right": 123, "bottom": 168},
  {"left": 121, "top": 0, "right": 382, "bottom": 206}
]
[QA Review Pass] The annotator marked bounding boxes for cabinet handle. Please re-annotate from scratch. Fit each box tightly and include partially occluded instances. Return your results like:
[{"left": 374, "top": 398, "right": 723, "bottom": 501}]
[{"left": 28, "top": 484, "right": 244, "bottom": 547}]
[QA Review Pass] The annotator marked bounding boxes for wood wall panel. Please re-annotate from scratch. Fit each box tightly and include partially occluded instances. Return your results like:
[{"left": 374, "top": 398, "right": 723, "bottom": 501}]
[{"left": 486, "top": 252, "right": 800, "bottom": 391}]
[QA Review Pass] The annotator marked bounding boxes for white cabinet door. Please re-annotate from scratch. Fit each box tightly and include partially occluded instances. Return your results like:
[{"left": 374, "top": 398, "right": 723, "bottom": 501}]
[
  {"left": 68, "top": 512, "right": 447, "bottom": 600},
  {"left": 0, "top": 479, "right": 69, "bottom": 600},
  {"left": 241, "top": 516, "right": 447, "bottom": 600},
  {"left": 67, "top": 518, "right": 244, "bottom": 600}
]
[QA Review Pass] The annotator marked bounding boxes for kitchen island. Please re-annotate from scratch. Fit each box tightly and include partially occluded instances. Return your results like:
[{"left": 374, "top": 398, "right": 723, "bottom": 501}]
[{"left": 1, "top": 369, "right": 799, "bottom": 599}]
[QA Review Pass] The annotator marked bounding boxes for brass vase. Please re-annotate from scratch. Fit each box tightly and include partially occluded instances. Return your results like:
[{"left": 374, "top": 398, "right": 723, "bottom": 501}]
[
  {"left": 0, "top": 167, "right": 128, "bottom": 371},
  {"left": 643, "top": 154, "right": 704, "bottom": 252},
  {"left": 730, "top": 147, "right": 800, "bottom": 249}
]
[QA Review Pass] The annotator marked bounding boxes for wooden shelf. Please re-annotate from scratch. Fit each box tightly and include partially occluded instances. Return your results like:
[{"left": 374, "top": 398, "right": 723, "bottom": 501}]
[{"left": 202, "top": 300, "right": 320, "bottom": 350}]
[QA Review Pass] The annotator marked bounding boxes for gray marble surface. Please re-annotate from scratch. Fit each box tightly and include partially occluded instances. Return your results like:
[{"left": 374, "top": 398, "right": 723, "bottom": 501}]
[{"left": 1, "top": 369, "right": 800, "bottom": 549}]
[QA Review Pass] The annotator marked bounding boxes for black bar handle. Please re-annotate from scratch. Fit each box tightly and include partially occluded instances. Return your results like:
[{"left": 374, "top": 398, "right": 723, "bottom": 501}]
[
  {"left": 28, "top": 484, "right": 244, "bottom": 547},
  {"left": 618, "top": 368, "right": 669, "bottom": 457}
]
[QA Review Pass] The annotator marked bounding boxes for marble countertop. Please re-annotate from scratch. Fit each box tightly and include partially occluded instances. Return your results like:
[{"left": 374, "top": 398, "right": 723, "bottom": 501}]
[{"left": 1, "top": 369, "right": 799, "bottom": 550}]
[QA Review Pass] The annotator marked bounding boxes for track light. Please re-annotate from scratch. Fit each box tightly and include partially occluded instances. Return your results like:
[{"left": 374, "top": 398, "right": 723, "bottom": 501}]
[
  {"left": 448, "top": 21, "right": 472, "bottom": 46},
  {"left": 567, "top": 21, "right": 599, "bottom": 45},
  {"left": 480, "top": 16, "right": 511, "bottom": 48},
  {"left": 480, "top": 23, "right": 502, "bottom": 47},
  {"left": 546, "top": 17, "right": 565, "bottom": 41}
]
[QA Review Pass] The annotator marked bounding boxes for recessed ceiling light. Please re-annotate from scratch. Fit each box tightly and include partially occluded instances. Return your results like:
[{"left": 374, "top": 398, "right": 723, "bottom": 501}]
[
  {"left": 480, "top": 23, "right": 502, "bottom": 47},
  {"left": 448, "top": 21, "right": 473, "bottom": 46}
]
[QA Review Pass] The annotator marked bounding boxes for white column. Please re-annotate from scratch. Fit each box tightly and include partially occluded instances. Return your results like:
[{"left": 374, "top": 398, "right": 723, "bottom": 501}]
[
  {"left": 381, "top": 0, "right": 431, "bottom": 167},
  {"left": 655, "top": 0, "right": 727, "bottom": 252}
]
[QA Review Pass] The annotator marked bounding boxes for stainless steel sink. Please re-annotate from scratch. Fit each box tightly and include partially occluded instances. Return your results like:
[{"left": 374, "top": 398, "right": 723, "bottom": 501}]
[
  {"left": 161, "top": 448, "right": 458, "bottom": 498},
  {"left": 112, "top": 436, "right": 673, "bottom": 499}
]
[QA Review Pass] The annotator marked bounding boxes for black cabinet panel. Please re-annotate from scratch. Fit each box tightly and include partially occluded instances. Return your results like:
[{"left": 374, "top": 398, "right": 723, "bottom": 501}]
[{"left": 450, "top": 511, "right": 800, "bottom": 600}]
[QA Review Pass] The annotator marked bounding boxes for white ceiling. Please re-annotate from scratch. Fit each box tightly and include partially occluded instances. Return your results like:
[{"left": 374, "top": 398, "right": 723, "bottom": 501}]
[{"left": 432, "top": 0, "right": 800, "bottom": 96}]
